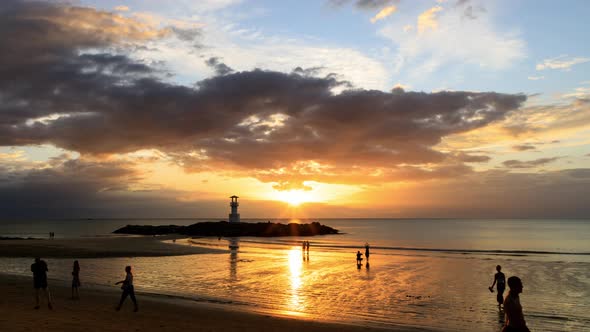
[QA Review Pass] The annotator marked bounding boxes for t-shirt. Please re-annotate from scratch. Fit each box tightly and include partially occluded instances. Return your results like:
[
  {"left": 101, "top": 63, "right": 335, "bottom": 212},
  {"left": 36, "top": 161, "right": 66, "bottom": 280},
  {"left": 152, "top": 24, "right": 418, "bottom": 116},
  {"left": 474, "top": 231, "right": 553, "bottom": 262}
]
[
  {"left": 31, "top": 261, "right": 48, "bottom": 281},
  {"left": 124, "top": 272, "right": 133, "bottom": 287},
  {"left": 495, "top": 272, "right": 506, "bottom": 289},
  {"left": 504, "top": 293, "right": 527, "bottom": 329}
]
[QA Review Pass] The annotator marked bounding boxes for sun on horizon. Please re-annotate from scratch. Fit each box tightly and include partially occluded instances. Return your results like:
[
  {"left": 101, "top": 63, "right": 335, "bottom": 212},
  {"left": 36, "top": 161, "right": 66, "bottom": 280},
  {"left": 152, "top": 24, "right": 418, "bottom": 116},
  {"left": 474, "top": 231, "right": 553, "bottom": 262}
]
[{"left": 275, "top": 190, "right": 315, "bottom": 206}]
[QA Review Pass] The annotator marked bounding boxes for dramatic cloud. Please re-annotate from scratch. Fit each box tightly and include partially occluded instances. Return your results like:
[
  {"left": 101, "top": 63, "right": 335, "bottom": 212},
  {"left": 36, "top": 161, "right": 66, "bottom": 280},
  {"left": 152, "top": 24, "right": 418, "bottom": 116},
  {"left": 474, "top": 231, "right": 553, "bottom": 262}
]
[
  {"left": 0, "top": 156, "right": 142, "bottom": 218},
  {"left": 536, "top": 55, "right": 590, "bottom": 71},
  {"left": 0, "top": 0, "right": 527, "bottom": 191},
  {"left": 502, "top": 157, "right": 560, "bottom": 169},
  {"left": 9, "top": 0, "right": 588, "bottom": 219}
]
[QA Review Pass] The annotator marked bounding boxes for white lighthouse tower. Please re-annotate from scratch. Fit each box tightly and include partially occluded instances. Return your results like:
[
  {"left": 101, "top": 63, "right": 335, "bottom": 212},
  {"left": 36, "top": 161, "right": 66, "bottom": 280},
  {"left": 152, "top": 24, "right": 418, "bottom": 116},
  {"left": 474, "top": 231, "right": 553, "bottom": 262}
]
[{"left": 229, "top": 195, "right": 240, "bottom": 223}]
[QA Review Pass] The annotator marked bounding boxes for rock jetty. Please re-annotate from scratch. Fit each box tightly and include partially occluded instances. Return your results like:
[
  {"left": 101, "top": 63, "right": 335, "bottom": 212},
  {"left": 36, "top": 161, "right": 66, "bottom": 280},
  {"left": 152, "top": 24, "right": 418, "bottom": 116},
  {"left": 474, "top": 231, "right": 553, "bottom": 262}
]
[{"left": 113, "top": 221, "right": 339, "bottom": 237}]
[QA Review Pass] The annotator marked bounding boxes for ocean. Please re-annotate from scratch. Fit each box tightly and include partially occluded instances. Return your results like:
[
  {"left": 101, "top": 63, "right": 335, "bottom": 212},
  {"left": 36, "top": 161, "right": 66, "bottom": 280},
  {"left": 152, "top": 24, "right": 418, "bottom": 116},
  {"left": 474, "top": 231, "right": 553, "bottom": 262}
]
[{"left": 1, "top": 218, "right": 589, "bottom": 331}]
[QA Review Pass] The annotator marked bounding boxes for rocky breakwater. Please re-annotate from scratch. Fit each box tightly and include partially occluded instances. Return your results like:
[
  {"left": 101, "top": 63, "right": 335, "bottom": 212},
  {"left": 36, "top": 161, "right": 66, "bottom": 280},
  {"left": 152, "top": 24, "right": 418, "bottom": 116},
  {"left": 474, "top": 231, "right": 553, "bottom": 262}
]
[{"left": 113, "top": 221, "right": 339, "bottom": 237}]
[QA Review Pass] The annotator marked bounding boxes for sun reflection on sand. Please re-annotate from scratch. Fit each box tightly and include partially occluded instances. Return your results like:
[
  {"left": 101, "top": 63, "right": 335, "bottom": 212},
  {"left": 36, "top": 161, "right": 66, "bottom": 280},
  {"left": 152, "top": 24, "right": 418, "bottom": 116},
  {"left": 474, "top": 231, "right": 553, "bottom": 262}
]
[{"left": 286, "top": 247, "right": 306, "bottom": 315}]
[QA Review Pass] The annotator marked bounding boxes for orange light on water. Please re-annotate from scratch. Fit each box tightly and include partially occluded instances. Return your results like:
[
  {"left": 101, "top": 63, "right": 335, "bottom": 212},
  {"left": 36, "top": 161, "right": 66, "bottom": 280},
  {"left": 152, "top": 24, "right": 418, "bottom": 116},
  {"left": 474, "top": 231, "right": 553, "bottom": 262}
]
[{"left": 287, "top": 248, "right": 305, "bottom": 313}]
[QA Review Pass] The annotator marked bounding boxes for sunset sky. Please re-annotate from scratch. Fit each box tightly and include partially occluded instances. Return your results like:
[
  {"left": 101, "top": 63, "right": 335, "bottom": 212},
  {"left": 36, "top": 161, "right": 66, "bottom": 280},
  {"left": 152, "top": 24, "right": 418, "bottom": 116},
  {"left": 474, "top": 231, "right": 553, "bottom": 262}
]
[{"left": 1, "top": 0, "right": 589, "bottom": 219}]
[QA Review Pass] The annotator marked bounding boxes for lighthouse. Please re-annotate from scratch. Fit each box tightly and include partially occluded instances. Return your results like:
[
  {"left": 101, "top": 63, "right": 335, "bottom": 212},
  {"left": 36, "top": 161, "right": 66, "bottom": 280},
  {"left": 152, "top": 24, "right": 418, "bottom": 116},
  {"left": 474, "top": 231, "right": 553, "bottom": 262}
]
[{"left": 229, "top": 195, "right": 240, "bottom": 223}]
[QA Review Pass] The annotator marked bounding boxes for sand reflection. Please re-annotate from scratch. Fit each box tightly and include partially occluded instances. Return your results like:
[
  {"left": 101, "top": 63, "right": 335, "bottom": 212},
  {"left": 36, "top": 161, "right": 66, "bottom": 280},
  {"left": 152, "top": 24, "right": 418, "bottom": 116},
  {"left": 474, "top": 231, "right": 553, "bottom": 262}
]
[{"left": 286, "top": 247, "right": 306, "bottom": 315}]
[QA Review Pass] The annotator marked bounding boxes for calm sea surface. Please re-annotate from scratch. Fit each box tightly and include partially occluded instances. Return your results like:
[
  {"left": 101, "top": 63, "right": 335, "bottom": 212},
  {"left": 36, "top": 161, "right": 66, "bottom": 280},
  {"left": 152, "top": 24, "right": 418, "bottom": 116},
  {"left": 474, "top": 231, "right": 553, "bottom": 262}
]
[{"left": 1, "top": 219, "right": 589, "bottom": 331}]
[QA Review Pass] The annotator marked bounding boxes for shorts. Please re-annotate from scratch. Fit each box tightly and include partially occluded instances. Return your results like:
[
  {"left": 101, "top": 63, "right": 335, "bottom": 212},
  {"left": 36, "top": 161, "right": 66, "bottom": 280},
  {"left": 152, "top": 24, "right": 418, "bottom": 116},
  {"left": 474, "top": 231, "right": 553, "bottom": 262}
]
[{"left": 34, "top": 278, "right": 48, "bottom": 289}]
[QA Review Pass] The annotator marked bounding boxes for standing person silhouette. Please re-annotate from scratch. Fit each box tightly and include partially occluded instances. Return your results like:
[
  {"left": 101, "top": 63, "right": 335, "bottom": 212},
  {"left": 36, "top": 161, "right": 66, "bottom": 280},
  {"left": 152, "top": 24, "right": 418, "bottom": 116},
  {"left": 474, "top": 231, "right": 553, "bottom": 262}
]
[
  {"left": 71, "top": 260, "right": 81, "bottom": 300},
  {"left": 364, "top": 243, "right": 370, "bottom": 262},
  {"left": 356, "top": 250, "right": 363, "bottom": 264},
  {"left": 502, "top": 276, "right": 530, "bottom": 332},
  {"left": 115, "top": 266, "right": 138, "bottom": 312},
  {"left": 31, "top": 257, "right": 53, "bottom": 310},
  {"left": 489, "top": 265, "right": 506, "bottom": 308}
]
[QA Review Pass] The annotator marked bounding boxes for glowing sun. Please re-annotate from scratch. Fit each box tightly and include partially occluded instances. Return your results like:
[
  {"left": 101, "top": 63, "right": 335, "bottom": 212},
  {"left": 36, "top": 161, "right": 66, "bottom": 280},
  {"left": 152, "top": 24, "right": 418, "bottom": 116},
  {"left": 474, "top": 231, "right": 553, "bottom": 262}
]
[{"left": 276, "top": 190, "right": 313, "bottom": 206}]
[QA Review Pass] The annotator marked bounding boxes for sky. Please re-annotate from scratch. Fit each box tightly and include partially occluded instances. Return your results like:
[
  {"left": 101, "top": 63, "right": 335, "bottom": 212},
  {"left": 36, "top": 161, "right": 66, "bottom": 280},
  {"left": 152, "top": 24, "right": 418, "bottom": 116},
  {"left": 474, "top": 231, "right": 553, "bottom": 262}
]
[{"left": 1, "top": 0, "right": 589, "bottom": 219}]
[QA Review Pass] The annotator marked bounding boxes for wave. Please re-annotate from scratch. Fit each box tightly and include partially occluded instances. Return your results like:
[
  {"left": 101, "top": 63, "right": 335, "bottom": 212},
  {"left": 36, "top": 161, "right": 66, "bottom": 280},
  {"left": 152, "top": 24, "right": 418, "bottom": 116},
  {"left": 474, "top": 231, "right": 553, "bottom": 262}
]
[{"left": 230, "top": 238, "right": 590, "bottom": 256}]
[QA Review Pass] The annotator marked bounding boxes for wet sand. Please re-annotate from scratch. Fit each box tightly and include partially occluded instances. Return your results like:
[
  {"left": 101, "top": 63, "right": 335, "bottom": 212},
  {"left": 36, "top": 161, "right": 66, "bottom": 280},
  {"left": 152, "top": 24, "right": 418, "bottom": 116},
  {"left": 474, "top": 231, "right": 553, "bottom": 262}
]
[
  {"left": 0, "top": 274, "right": 429, "bottom": 332},
  {"left": 0, "top": 236, "right": 225, "bottom": 258}
]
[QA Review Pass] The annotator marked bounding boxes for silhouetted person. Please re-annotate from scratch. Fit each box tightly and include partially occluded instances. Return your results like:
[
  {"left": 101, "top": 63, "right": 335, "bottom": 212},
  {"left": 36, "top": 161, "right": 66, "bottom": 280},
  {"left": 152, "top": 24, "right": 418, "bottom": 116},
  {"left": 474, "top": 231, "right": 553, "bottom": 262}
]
[
  {"left": 364, "top": 243, "right": 370, "bottom": 262},
  {"left": 356, "top": 250, "right": 363, "bottom": 265},
  {"left": 302, "top": 241, "right": 306, "bottom": 251},
  {"left": 71, "top": 260, "right": 80, "bottom": 300},
  {"left": 31, "top": 257, "right": 52, "bottom": 309},
  {"left": 489, "top": 265, "right": 506, "bottom": 308},
  {"left": 115, "top": 266, "right": 138, "bottom": 312},
  {"left": 306, "top": 241, "right": 310, "bottom": 252},
  {"left": 503, "top": 276, "right": 530, "bottom": 332}
]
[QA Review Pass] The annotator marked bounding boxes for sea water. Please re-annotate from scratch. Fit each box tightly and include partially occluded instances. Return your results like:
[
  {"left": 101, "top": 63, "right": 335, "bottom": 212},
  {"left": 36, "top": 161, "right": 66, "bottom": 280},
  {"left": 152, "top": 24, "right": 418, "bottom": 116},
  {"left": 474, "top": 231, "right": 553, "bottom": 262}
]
[{"left": 1, "top": 219, "right": 589, "bottom": 331}]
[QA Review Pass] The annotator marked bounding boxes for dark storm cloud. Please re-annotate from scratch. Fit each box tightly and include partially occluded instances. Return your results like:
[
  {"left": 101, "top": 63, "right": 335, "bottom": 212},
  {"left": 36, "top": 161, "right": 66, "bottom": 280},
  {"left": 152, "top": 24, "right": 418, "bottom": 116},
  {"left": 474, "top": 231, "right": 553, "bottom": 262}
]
[
  {"left": 502, "top": 157, "right": 560, "bottom": 169},
  {"left": 0, "top": 157, "right": 140, "bottom": 218},
  {"left": 0, "top": 0, "right": 527, "bottom": 172},
  {"left": 205, "top": 57, "right": 234, "bottom": 75},
  {"left": 0, "top": 0, "right": 530, "bottom": 196}
]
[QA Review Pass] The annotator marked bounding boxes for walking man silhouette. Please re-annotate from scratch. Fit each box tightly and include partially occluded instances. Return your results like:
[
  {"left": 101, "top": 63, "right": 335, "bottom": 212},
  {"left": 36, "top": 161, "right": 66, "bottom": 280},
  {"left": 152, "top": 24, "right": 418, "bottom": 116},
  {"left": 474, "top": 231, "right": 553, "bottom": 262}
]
[{"left": 31, "top": 257, "right": 53, "bottom": 310}]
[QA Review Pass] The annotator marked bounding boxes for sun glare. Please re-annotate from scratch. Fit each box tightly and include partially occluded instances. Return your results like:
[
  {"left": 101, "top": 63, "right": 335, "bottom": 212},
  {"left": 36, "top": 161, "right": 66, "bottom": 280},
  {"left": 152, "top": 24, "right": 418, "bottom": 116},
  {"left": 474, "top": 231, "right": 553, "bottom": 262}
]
[{"left": 276, "top": 190, "right": 312, "bottom": 206}]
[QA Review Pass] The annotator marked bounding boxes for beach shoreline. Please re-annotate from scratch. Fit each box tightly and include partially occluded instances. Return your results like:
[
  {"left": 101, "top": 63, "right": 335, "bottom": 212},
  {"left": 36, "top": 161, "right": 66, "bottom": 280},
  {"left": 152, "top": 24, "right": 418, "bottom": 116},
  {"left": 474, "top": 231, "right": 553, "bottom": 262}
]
[
  {"left": 0, "top": 273, "right": 432, "bottom": 332},
  {"left": 0, "top": 236, "right": 226, "bottom": 258}
]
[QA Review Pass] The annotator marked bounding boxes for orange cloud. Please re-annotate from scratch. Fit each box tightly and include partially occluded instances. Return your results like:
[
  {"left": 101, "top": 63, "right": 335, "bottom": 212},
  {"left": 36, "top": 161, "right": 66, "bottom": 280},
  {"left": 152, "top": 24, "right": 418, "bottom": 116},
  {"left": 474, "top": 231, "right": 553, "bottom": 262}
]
[
  {"left": 370, "top": 6, "right": 397, "bottom": 23},
  {"left": 418, "top": 6, "right": 443, "bottom": 34}
]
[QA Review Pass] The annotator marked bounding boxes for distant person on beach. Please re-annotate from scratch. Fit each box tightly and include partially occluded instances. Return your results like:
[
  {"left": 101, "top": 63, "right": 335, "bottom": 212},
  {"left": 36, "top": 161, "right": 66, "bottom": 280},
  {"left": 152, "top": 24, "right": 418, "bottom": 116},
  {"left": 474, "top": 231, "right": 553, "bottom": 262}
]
[
  {"left": 489, "top": 265, "right": 506, "bottom": 308},
  {"left": 115, "top": 266, "right": 138, "bottom": 312},
  {"left": 356, "top": 251, "right": 363, "bottom": 265},
  {"left": 71, "top": 260, "right": 80, "bottom": 300},
  {"left": 365, "top": 243, "right": 370, "bottom": 262},
  {"left": 306, "top": 241, "right": 310, "bottom": 252},
  {"left": 502, "top": 276, "right": 530, "bottom": 332},
  {"left": 31, "top": 257, "right": 52, "bottom": 309}
]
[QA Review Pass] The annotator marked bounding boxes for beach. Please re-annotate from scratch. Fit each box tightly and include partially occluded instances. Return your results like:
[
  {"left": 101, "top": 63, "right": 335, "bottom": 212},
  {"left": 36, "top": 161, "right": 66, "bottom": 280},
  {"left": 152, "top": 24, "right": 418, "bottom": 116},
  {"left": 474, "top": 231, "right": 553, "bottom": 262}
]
[
  {"left": 1, "top": 219, "right": 589, "bottom": 331},
  {"left": 0, "top": 236, "right": 225, "bottom": 258},
  {"left": 0, "top": 235, "right": 429, "bottom": 332},
  {"left": 0, "top": 274, "right": 423, "bottom": 332}
]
